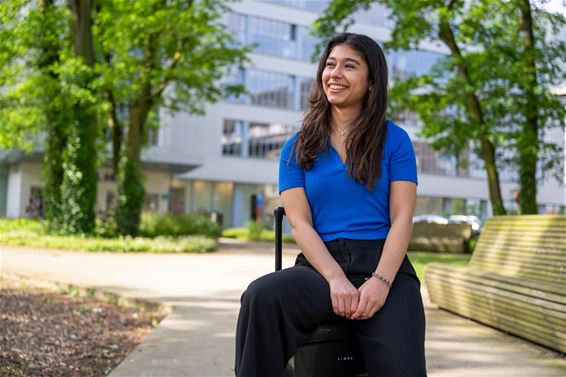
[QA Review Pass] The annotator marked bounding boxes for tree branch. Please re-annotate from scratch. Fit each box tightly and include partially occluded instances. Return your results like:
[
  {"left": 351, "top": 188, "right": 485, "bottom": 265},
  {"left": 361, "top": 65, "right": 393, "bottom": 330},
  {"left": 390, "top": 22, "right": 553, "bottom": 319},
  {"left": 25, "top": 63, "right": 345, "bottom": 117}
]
[{"left": 152, "top": 49, "right": 183, "bottom": 99}]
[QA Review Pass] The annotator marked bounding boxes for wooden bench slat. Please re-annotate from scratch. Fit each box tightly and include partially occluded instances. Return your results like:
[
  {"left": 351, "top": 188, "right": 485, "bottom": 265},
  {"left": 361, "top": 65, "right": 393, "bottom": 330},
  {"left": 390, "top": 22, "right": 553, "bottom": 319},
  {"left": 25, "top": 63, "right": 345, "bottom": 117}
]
[
  {"left": 425, "top": 283, "right": 566, "bottom": 334},
  {"left": 475, "top": 237, "right": 566, "bottom": 252},
  {"left": 483, "top": 222, "right": 566, "bottom": 229},
  {"left": 470, "top": 258, "right": 565, "bottom": 272},
  {"left": 426, "top": 264, "right": 565, "bottom": 298},
  {"left": 471, "top": 247, "right": 566, "bottom": 260},
  {"left": 486, "top": 215, "right": 566, "bottom": 224},
  {"left": 467, "top": 260, "right": 564, "bottom": 281},
  {"left": 426, "top": 285, "right": 565, "bottom": 330},
  {"left": 426, "top": 288, "right": 566, "bottom": 353},
  {"left": 476, "top": 234, "right": 566, "bottom": 246},
  {"left": 475, "top": 235, "right": 566, "bottom": 251},
  {"left": 468, "top": 261, "right": 564, "bottom": 279},
  {"left": 425, "top": 265, "right": 566, "bottom": 305},
  {"left": 471, "top": 253, "right": 566, "bottom": 267}
]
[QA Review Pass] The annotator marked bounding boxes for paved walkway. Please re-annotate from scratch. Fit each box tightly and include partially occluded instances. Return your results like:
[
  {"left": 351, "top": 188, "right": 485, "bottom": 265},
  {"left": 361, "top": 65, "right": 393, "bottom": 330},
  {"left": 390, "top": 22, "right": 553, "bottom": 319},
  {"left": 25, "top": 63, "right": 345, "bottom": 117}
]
[{"left": 1, "top": 241, "right": 565, "bottom": 377}]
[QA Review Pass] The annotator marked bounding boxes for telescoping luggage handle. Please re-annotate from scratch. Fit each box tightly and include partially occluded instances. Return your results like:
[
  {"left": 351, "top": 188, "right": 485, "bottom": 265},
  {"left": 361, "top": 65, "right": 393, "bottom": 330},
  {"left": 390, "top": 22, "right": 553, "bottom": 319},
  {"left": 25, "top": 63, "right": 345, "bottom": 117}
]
[{"left": 274, "top": 206, "right": 285, "bottom": 272}]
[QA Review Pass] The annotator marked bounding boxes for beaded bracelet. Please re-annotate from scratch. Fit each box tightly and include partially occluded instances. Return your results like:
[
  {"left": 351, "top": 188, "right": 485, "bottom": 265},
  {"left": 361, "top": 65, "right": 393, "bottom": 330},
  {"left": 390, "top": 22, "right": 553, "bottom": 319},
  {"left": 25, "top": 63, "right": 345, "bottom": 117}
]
[{"left": 371, "top": 272, "right": 393, "bottom": 289}]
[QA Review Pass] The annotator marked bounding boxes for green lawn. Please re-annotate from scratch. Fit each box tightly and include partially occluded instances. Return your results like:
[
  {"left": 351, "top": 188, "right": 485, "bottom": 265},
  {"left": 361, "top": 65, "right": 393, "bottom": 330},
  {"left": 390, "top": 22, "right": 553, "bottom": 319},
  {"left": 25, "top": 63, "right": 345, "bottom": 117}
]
[
  {"left": 0, "top": 218, "right": 218, "bottom": 253},
  {"left": 408, "top": 251, "right": 472, "bottom": 283},
  {"left": 222, "top": 227, "right": 296, "bottom": 243}
]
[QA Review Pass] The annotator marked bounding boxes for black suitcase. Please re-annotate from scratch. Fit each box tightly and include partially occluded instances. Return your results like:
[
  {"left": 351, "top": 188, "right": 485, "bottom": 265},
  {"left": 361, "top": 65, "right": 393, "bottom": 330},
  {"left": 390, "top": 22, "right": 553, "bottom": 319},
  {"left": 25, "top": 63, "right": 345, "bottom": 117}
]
[{"left": 274, "top": 206, "right": 367, "bottom": 377}]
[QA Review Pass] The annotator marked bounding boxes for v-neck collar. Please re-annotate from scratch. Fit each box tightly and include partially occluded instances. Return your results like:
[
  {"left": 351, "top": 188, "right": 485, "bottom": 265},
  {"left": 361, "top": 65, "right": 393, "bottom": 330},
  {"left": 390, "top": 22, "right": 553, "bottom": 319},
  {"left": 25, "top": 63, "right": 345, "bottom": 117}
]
[{"left": 327, "top": 141, "right": 347, "bottom": 168}]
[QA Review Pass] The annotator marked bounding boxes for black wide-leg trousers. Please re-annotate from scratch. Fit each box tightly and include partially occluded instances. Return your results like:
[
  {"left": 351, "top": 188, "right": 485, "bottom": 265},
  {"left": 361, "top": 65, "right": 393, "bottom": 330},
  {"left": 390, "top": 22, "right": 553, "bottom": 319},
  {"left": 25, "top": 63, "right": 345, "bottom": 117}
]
[{"left": 235, "top": 238, "right": 427, "bottom": 377}]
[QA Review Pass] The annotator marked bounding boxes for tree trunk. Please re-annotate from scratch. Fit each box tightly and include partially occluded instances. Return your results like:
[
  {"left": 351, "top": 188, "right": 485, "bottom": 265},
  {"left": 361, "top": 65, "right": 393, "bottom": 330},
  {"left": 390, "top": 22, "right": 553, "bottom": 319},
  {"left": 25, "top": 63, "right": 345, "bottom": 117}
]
[
  {"left": 115, "top": 82, "right": 153, "bottom": 236},
  {"left": 61, "top": 0, "right": 98, "bottom": 234},
  {"left": 105, "top": 88, "right": 123, "bottom": 176},
  {"left": 517, "top": 0, "right": 539, "bottom": 214},
  {"left": 38, "top": 0, "right": 67, "bottom": 228},
  {"left": 438, "top": 18, "right": 507, "bottom": 215},
  {"left": 115, "top": 30, "right": 160, "bottom": 236}
]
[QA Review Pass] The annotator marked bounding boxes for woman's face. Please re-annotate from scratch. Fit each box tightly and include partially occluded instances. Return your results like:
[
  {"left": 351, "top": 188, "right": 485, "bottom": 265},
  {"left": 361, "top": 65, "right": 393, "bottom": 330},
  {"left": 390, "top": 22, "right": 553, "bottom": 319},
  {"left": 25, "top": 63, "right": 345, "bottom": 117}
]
[{"left": 322, "top": 44, "right": 371, "bottom": 109}]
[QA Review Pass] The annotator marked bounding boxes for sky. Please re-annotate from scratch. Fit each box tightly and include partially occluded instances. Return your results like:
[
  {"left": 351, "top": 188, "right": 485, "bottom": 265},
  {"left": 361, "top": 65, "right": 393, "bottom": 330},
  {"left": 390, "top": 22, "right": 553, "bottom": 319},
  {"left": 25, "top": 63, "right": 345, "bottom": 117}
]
[{"left": 541, "top": 0, "right": 566, "bottom": 15}]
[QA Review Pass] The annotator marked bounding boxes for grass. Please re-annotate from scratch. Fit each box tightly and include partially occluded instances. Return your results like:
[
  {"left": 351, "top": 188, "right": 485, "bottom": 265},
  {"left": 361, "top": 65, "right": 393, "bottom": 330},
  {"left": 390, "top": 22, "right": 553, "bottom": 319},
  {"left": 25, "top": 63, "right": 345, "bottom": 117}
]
[
  {"left": 222, "top": 226, "right": 296, "bottom": 243},
  {"left": 0, "top": 218, "right": 217, "bottom": 253},
  {"left": 408, "top": 251, "right": 472, "bottom": 283},
  {"left": 1, "top": 230, "right": 218, "bottom": 253}
]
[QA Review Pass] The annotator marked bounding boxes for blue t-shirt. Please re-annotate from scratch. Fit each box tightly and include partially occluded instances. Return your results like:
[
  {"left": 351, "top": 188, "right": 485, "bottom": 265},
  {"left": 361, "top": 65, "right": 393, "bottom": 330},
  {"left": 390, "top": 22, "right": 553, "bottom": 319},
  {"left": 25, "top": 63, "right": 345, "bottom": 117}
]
[{"left": 278, "top": 120, "right": 418, "bottom": 242}]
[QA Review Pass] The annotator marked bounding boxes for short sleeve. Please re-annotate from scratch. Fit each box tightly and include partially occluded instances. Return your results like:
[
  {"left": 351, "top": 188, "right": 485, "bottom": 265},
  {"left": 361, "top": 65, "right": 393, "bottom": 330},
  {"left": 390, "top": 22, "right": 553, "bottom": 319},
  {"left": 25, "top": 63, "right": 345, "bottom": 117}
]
[
  {"left": 278, "top": 132, "right": 305, "bottom": 194},
  {"left": 388, "top": 126, "right": 418, "bottom": 185}
]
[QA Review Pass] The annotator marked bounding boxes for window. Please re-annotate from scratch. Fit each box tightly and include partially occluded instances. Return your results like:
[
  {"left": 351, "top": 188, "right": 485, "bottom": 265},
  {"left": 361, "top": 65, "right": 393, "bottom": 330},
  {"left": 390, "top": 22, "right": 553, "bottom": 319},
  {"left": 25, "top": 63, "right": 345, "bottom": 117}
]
[
  {"left": 223, "top": 67, "right": 246, "bottom": 104},
  {"left": 144, "top": 193, "right": 159, "bottom": 212},
  {"left": 227, "top": 13, "right": 322, "bottom": 62},
  {"left": 387, "top": 50, "right": 444, "bottom": 80},
  {"left": 222, "top": 119, "right": 299, "bottom": 159},
  {"left": 226, "top": 13, "right": 247, "bottom": 44},
  {"left": 415, "top": 196, "right": 443, "bottom": 215},
  {"left": 224, "top": 68, "right": 313, "bottom": 111},
  {"left": 222, "top": 119, "right": 245, "bottom": 156},
  {"left": 247, "top": 70, "right": 294, "bottom": 110},
  {"left": 297, "top": 26, "right": 320, "bottom": 62},
  {"left": 106, "top": 191, "right": 116, "bottom": 211},
  {"left": 391, "top": 110, "right": 419, "bottom": 128},
  {"left": 414, "top": 141, "right": 470, "bottom": 177},
  {"left": 147, "top": 128, "right": 159, "bottom": 146},
  {"left": 353, "top": 3, "right": 393, "bottom": 28},
  {"left": 26, "top": 186, "right": 44, "bottom": 219},
  {"left": 248, "top": 17, "right": 296, "bottom": 58},
  {"left": 248, "top": 122, "right": 297, "bottom": 159},
  {"left": 298, "top": 77, "right": 315, "bottom": 110},
  {"left": 265, "top": 0, "right": 330, "bottom": 13}
]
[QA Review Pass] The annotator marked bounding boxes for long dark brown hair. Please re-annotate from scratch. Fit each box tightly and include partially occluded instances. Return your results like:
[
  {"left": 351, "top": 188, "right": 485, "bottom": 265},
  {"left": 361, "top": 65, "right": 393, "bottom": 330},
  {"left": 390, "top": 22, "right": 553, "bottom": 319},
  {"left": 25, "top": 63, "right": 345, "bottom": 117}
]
[{"left": 291, "top": 33, "right": 388, "bottom": 190}]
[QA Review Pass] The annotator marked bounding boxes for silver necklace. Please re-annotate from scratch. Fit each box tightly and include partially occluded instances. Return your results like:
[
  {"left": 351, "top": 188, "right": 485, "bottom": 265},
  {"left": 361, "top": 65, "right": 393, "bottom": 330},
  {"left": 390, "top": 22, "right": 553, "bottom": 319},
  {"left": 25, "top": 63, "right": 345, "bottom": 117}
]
[{"left": 336, "top": 128, "right": 348, "bottom": 136}]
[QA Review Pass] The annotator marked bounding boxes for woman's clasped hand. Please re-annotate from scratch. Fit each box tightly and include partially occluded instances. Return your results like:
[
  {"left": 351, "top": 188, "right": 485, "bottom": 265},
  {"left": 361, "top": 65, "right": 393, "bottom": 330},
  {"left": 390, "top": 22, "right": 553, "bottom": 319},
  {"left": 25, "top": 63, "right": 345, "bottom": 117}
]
[{"left": 329, "top": 274, "right": 389, "bottom": 320}]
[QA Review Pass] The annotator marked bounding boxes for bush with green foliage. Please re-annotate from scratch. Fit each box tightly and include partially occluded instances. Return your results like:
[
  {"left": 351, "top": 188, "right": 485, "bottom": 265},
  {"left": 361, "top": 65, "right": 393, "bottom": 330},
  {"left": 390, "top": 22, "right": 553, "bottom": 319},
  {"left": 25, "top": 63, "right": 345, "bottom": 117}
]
[
  {"left": 115, "top": 159, "right": 145, "bottom": 236},
  {"left": 0, "top": 218, "right": 45, "bottom": 235},
  {"left": 94, "top": 210, "right": 118, "bottom": 238},
  {"left": 246, "top": 220, "right": 264, "bottom": 241},
  {"left": 139, "top": 212, "right": 222, "bottom": 239},
  {"left": 0, "top": 217, "right": 218, "bottom": 253},
  {"left": 1, "top": 231, "right": 217, "bottom": 253},
  {"left": 222, "top": 223, "right": 295, "bottom": 243}
]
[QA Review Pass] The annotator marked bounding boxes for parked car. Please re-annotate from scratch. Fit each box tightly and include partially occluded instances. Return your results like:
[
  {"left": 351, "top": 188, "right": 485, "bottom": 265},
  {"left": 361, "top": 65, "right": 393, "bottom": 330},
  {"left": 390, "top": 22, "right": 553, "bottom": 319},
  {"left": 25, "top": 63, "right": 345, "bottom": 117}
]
[
  {"left": 448, "top": 215, "right": 483, "bottom": 236},
  {"left": 412, "top": 214, "right": 449, "bottom": 224}
]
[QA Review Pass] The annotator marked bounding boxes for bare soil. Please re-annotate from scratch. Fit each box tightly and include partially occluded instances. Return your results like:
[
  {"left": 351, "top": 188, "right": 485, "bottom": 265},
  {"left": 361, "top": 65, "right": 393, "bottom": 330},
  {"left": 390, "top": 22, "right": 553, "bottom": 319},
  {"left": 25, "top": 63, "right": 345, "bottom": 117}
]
[{"left": 0, "top": 276, "right": 165, "bottom": 377}]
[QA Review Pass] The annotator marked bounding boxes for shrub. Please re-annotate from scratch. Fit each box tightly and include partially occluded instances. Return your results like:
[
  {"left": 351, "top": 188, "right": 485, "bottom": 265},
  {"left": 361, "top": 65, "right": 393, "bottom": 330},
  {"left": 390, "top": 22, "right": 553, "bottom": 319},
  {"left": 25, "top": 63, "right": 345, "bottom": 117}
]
[
  {"left": 0, "top": 218, "right": 45, "bottom": 235},
  {"left": 139, "top": 212, "right": 222, "bottom": 238},
  {"left": 115, "top": 159, "right": 145, "bottom": 236},
  {"left": 0, "top": 231, "right": 217, "bottom": 253},
  {"left": 222, "top": 224, "right": 296, "bottom": 243},
  {"left": 94, "top": 210, "right": 118, "bottom": 238},
  {"left": 246, "top": 220, "right": 264, "bottom": 241},
  {"left": 221, "top": 227, "right": 249, "bottom": 239}
]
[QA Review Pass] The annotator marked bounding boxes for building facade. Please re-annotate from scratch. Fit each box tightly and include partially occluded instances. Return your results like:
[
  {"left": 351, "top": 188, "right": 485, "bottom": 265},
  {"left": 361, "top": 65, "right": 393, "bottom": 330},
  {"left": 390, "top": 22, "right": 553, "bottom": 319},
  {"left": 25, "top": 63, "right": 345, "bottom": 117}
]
[{"left": 1, "top": 0, "right": 565, "bottom": 227}]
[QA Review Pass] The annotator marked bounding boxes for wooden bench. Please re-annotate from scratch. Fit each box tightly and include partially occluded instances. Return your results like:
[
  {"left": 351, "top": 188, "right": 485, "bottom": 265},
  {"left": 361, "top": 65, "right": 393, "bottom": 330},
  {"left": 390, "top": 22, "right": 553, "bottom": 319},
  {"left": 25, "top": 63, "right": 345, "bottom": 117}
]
[
  {"left": 409, "top": 222, "right": 472, "bottom": 253},
  {"left": 424, "top": 215, "right": 566, "bottom": 353}
]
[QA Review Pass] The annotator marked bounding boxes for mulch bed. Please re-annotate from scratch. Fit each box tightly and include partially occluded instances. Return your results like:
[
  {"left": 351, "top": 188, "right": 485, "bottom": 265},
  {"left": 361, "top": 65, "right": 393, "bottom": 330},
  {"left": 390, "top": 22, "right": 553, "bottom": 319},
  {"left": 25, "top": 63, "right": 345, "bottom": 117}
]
[{"left": 0, "top": 276, "right": 165, "bottom": 377}]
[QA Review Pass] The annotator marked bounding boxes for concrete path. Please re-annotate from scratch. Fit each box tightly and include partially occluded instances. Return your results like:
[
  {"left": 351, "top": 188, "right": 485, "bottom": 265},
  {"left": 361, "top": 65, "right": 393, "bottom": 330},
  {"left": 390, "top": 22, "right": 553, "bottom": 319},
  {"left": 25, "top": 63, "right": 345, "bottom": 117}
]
[{"left": 1, "top": 241, "right": 565, "bottom": 377}]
